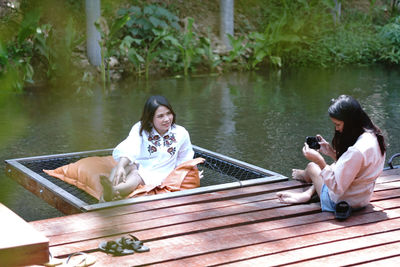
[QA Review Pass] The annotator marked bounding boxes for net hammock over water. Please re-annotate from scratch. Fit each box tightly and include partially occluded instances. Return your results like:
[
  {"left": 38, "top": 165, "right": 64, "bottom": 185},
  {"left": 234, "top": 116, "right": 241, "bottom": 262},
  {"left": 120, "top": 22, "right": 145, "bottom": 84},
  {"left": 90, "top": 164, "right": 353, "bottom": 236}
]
[{"left": 20, "top": 149, "right": 268, "bottom": 205}]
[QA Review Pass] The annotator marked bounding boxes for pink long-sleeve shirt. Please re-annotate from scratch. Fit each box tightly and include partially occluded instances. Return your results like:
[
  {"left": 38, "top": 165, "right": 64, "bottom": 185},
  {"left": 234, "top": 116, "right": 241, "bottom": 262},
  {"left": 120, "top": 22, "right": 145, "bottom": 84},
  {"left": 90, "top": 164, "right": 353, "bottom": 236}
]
[{"left": 321, "top": 132, "right": 385, "bottom": 208}]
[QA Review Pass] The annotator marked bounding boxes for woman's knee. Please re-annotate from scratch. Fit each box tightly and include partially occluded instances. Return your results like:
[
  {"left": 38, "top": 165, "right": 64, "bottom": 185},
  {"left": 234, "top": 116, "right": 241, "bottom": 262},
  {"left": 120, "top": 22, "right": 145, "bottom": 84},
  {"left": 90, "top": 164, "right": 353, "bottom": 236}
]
[
  {"left": 126, "top": 170, "right": 144, "bottom": 187},
  {"left": 306, "top": 162, "right": 322, "bottom": 175}
]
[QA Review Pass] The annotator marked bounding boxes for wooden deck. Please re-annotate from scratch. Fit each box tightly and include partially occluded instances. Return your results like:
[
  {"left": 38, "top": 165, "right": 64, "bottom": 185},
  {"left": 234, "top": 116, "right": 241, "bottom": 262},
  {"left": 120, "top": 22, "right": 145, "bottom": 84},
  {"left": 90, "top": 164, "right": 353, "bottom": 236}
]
[
  {"left": 0, "top": 203, "right": 48, "bottom": 267},
  {"left": 26, "top": 167, "right": 400, "bottom": 266}
]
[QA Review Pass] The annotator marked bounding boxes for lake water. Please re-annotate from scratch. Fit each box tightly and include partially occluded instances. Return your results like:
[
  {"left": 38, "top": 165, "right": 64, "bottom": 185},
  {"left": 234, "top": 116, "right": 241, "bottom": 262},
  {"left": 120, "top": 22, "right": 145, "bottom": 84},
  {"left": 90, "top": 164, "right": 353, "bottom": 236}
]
[{"left": 1, "top": 66, "right": 399, "bottom": 221}]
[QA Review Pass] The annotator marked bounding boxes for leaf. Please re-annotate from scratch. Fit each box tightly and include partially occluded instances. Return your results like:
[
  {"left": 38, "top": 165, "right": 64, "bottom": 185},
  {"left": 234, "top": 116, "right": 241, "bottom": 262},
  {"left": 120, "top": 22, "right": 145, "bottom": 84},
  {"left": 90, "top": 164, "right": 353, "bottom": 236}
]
[
  {"left": 149, "top": 16, "right": 163, "bottom": 28},
  {"left": 18, "top": 9, "right": 41, "bottom": 43},
  {"left": 269, "top": 56, "right": 282, "bottom": 67},
  {"left": 110, "top": 14, "right": 130, "bottom": 39},
  {"left": 128, "top": 6, "right": 142, "bottom": 15},
  {"left": 144, "top": 5, "right": 155, "bottom": 16}
]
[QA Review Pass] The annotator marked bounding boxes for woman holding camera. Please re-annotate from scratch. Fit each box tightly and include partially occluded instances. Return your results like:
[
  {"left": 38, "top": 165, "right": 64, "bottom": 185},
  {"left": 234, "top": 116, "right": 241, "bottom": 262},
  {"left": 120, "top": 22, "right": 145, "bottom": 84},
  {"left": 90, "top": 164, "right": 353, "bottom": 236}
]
[{"left": 277, "top": 95, "right": 386, "bottom": 214}]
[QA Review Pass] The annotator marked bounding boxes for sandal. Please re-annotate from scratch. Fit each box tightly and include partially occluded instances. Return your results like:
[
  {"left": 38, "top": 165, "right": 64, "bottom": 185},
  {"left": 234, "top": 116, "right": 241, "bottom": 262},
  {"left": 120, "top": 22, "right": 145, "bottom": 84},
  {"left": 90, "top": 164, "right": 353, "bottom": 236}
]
[
  {"left": 43, "top": 252, "right": 96, "bottom": 267},
  {"left": 99, "top": 240, "right": 134, "bottom": 256},
  {"left": 66, "top": 252, "right": 96, "bottom": 267},
  {"left": 116, "top": 235, "right": 150, "bottom": 253},
  {"left": 335, "top": 201, "right": 352, "bottom": 220}
]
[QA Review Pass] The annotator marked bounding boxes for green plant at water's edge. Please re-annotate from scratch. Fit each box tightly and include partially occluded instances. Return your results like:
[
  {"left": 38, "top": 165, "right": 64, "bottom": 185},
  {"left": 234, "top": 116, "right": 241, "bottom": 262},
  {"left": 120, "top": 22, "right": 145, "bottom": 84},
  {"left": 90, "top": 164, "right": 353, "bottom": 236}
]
[
  {"left": 117, "top": 4, "right": 181, "bottom": 78},
  {"left": 119, "top": 35, "right": 144, "bottom": 76},
  {"left": 96, "top": 13, "right": 130, "bottom": 88},
  {"left": 197, "top": 28, "right": 222, "bottom": 73},
  {"left": 0, "top": 6, "right": 84, "bottom": 91},
  {"left": 144, "top": 28, "right": 174, "bottom": 79},
  {"left": 378, "top": 16, "right": 400, "bottom": 64},
  {"left": 248, "top": 11, "right": 306, "bottom": 69},
  {"left": 223, "top": 34, "right": 249, "bottom": 70},
  {"left": 165, "top": 17, "right": 196, "bottom": 76}
]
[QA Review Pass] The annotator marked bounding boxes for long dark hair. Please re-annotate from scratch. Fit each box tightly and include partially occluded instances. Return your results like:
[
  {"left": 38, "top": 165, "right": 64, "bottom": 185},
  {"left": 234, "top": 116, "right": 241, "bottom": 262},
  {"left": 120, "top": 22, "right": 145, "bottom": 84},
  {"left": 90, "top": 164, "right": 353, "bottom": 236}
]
[
  {"left": 328, "top": 95, "right": 386, "bottom": 159},
  {"left": 139, "top": 95, "right": 176, "bottom": 136}
]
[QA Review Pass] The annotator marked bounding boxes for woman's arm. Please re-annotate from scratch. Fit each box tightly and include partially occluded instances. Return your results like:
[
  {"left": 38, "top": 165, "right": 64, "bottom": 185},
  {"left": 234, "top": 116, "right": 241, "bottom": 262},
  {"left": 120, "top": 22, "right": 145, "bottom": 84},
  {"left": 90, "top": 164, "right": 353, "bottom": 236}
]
[
  {"left": 322, "top": 148, "right": 363, "bottom": 196},
  {"left": 303, "top": 143, "right": 327, "bottom": 170},
  {"left": 316, "top": 134, "right": 336, "bottom": 160},
  {"left": 113, "top": 122, "right": 142, "bottom": 164},
  {"left": 176, "top": 128, "right": 195, "bottom": 166}
]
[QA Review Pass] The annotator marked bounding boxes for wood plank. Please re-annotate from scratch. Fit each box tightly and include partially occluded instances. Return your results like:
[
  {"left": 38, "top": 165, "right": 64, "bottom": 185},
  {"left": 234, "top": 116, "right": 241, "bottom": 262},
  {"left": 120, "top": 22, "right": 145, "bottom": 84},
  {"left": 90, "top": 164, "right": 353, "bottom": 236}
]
[
  {"left": 29, "top": 180, "right": 306, "bottom": 235},
  {"left": 355, "top": 253, "right": 400, "bottom": 267},
  {"left": 285, "top": 241, "right": 400, "bottom": 266},
  {"left": 151, "top": 210, "right": 400, "bottom": 267},
  {"left": 42, "top": 202, "right": 321, "bottom": 251},
  {"left": 220, "top": 225, "right": 400, "bottom": 267},
  {"left": 0, "top": 203, "right": 49, "bottom": 267}
]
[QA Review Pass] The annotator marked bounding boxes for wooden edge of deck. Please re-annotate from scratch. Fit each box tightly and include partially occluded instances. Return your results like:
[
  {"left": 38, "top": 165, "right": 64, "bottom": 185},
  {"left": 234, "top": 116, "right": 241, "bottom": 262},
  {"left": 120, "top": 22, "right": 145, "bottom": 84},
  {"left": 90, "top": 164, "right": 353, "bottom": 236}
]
[
  {"left": 5, "top": 159, "right": 85, "bottom": 214},
  {"left": 0, "top": 203, "right": 49, "bottom": 267}
]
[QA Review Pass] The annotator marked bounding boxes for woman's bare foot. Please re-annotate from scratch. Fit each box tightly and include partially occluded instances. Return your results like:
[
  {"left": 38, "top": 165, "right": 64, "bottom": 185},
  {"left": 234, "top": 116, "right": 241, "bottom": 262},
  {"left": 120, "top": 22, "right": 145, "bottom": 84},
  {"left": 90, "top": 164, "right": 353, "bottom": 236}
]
[
  {"left": 292, "top": 169, "right": 311, "bottom": 183},
  {"left": 276, "top": 191, "right": 312, "bottom": 204},
  {"left": 100, "top": 175, "right": 115, "bottom": 202}
]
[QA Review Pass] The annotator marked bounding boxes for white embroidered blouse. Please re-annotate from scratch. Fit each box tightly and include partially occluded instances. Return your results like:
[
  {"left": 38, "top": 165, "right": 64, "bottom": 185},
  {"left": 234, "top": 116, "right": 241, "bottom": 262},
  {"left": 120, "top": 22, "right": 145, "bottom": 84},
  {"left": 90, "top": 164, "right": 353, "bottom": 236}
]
[
  {"left": 321, "top": 132, "right": 385, "bottom": 208},
  {"left": 112, "top": 122, "right": 194, "bottom": 185}
]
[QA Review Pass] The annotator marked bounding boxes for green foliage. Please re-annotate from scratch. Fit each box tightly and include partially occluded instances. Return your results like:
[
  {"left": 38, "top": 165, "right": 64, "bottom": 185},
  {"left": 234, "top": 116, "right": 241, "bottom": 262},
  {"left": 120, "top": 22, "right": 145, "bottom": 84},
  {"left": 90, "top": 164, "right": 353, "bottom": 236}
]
[
  {"left": 0, "top": 5, "right": 84, "bottom": 91},
  {"left": 112, "top": 4, "right": 182, "bottom": 78},
  {"left": 119, "top": 35, "right": 144, "bottom": 75},
  {"left": 378, "top": 16, "right": 400, "bottom": 64},
  {"left": 96, "top": 13, "right": 130, "bottom": 86},
  {"left": 118, "top": 4, "right": 180, "bottom": 42},
  {"left": 223, "top": 34, "right": 249, "bottom": 70},
  {"left": 197, "top": 31, "right": 222, "bottom": 72},
  {"left": 291, "top": 21, "right": 381, "bottom": 67},
  {"left": 3, "top": 0, "right": 400, "bottom": 87}
]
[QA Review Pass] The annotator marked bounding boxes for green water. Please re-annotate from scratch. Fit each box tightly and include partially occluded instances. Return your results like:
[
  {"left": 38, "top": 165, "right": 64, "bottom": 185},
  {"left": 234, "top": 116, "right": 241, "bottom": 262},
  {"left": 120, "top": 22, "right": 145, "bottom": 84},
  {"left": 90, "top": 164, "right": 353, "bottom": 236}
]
[{"left": 1, "top": 66, "right": 399, "bottom": 221}]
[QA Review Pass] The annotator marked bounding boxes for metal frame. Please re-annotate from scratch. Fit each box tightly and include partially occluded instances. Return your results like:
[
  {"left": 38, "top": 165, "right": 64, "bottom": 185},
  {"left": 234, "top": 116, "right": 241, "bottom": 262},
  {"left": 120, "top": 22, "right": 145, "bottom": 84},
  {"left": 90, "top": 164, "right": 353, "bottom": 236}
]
[{"left": 5, "top": 145, "right": 287, "bottom": 214}]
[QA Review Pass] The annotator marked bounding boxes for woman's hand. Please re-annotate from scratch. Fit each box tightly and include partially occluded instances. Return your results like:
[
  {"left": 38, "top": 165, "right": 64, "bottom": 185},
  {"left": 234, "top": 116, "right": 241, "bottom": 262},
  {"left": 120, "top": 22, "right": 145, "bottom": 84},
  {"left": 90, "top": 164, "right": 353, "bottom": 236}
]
[
  {"left": 111, "top": 157, "right": 130, "bottom": 186},
  {"left": 316, "top": 134, "right": 336, "bottom": 160},
  {"left": 112, "top": 165, "right": 127, "bottom": 186},
  {"left": 303, "top": 143, "right": 326, "bottom": 170}
]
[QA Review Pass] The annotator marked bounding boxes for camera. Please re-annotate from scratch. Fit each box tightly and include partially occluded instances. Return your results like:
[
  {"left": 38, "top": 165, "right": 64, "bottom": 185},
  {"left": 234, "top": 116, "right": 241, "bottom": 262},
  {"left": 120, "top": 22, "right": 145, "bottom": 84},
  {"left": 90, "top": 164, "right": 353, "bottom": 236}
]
[{"left": 306, "top": 136, "right": 320, "bottom": 149}]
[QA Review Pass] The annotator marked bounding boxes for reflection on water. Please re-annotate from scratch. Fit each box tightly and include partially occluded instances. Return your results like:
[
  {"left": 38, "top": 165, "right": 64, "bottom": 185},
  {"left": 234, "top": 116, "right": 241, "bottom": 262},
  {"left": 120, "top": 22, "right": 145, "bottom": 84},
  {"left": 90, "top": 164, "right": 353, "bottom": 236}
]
[{"left": 1, "top": 66, "right": 400, "bottom": 221}]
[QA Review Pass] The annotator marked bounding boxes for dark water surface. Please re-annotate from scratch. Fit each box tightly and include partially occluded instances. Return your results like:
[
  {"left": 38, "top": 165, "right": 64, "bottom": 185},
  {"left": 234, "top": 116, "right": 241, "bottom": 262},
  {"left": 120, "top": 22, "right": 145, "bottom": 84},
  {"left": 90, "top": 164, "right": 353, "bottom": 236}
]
[{"left": 1, "top": 66, "right": 399, "bottom": 221}]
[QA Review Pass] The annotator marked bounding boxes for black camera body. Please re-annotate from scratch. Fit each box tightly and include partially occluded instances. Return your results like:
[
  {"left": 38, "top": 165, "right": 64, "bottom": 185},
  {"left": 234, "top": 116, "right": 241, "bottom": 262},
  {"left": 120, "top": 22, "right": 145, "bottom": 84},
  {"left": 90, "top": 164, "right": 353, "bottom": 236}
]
[{"left": 306, "top": 136, "right": 320, "bottom": 149}]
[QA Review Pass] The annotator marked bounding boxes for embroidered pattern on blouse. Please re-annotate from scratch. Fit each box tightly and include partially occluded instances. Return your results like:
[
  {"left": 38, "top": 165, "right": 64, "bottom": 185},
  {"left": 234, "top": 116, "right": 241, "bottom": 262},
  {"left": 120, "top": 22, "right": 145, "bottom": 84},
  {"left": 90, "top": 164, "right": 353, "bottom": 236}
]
[
  {"left": 167, "top": 147, "right": 176, "bottom": 156},
  {"left": 147, "top": 132, "right": 177, "bottom": 156},
  {"left": 147, "top": 134, "right": 161, "bottom": 155},
  {"left": 163, "top": 133, "right": 177, "bottom": 146}
]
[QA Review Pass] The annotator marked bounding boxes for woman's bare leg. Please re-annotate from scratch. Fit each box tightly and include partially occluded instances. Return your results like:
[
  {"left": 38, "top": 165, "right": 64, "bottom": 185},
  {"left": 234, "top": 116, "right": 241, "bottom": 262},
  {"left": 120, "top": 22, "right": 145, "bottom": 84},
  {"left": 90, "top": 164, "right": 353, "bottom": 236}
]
[
  {"left": 113, "top": 170, "right": 144, "bottom": 197},
  {"left": 100, "top": 165, "right": 144, "bottom": 201},
  {"left": 277, "top": 185, "right": 315, "bottom": 204},
  {"left": 292, "top": 169, "right": 311, "bottom": 183},
  {"left": 306, "top": 162, "right": 324, "bottom": 196},
  {"left": 277, "top": 162, "right": 324, "bottom": 204},
  {"left": 100, "top": 175, "right": 115, "bottom": 202}
]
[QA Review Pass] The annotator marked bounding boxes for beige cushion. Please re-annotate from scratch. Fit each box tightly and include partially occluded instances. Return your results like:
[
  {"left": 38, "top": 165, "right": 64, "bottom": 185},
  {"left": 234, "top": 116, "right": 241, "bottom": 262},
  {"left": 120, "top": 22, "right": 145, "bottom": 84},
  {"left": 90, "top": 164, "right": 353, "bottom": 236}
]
[{"left": 43, "top": 156, "right": 117, "bottom": 200}]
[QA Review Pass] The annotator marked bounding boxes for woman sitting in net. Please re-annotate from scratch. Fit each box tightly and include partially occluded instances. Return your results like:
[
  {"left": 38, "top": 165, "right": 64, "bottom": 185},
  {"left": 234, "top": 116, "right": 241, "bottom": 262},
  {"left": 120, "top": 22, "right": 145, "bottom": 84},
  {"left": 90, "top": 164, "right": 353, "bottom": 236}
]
[
  {"left": 100, "top": 95, "right": 196, "bottom": 201},
  {"left": 277, "top": 95, "right": 386, "bottom": 214}
]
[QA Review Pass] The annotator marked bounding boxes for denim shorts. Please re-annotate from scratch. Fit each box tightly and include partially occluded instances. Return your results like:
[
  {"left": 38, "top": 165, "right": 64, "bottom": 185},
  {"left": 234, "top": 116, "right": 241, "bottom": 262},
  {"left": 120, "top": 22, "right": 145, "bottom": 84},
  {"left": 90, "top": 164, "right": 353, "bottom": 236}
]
[{"left": 320, "top": 184, "right": 336, "bottom": 212}]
